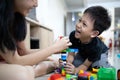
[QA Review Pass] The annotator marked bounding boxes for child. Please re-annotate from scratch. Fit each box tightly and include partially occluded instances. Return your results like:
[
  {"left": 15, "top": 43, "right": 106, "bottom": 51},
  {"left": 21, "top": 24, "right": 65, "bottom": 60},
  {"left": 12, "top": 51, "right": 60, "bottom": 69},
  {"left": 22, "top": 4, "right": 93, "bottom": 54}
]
[{"left": 65, "top": 6, "right": 111, "bottom": 74}]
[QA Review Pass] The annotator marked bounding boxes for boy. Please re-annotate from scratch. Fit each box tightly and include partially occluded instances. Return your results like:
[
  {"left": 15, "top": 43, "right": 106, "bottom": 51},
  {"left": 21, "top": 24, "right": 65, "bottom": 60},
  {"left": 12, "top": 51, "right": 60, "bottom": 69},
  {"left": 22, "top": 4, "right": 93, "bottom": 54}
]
[{"left": 65, "top": 6, "right": 111, "bottom": 74}]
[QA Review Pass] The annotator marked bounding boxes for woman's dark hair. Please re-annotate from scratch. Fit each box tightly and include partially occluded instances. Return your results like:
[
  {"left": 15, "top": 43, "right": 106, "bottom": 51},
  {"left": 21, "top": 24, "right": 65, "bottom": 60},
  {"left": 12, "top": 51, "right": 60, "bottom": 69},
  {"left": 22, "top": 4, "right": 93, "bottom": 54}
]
[
  {"left": 0, "top": 0, "right": 26, "bottom": 53},
  {"left": 84, "top": 6, "right": 111, "bottom": 35}
]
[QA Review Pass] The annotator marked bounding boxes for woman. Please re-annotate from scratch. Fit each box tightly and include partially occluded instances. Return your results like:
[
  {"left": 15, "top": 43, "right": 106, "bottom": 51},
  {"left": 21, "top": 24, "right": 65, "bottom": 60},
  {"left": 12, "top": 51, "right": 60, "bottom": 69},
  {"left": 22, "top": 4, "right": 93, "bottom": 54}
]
[{"left": 0, "top": 0, "right": 72, "bottom": 80}]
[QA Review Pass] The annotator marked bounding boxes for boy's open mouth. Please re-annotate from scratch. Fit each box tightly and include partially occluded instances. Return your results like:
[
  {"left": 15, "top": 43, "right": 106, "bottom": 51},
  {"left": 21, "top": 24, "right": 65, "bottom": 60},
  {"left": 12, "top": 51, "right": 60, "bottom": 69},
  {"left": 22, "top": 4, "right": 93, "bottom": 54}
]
[{"left": 76, "top": 30, "right": 81, "bottom": 34}]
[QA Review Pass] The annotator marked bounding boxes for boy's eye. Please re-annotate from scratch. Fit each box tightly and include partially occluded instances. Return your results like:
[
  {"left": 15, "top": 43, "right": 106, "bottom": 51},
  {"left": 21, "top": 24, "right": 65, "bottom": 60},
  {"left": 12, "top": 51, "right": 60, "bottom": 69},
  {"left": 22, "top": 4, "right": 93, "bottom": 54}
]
[
  {"left": 83, "top": 22, "right": 86, "bottom": 26},
  {"left": 78, "top": 19, "right": 87, "bottom": 27}
]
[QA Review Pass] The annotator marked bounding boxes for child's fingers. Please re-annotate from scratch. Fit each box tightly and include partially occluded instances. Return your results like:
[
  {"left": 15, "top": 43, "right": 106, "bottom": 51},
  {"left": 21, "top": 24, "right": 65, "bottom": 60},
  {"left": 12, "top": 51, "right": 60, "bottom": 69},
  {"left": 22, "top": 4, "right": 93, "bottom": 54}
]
[
  {"left": 65, "top": 62, "right": 76, "bottom": 74},
  {"left": 64, "top": 67, "right": 75, "bottom": 74},
  {"left": 64, "top": 67, "right": 71, "bottom": 73},
  {"left": 66, "top": 62, "right": 73, "bottom": 66}
]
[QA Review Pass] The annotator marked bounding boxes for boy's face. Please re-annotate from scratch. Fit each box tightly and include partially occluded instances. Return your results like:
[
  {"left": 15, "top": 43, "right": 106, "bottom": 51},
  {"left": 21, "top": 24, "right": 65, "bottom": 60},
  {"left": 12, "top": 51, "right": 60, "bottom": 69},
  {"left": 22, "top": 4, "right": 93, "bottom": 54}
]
[{"left": 75, "top": 13, "right": 98, "bottom": 41}]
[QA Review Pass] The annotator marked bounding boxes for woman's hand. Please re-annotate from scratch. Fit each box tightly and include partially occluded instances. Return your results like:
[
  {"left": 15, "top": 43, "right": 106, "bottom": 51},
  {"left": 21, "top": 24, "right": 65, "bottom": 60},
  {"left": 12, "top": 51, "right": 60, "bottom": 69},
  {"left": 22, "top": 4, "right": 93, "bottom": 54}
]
[
  {"left": 59, "top": 59, "right": 67, "bottom": 68},
  {"left": 53, "top": 37, "right": 72, "bottom": 53},
  {"left": 64, "top": 62, "right": 76, "bottom": 74}
]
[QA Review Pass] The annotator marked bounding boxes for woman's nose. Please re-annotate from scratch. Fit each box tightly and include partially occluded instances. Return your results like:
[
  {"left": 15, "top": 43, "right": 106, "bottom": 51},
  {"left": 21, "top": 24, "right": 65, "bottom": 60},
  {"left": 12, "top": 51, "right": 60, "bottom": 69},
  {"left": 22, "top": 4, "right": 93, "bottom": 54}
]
[{"left": 33, "top": 0, "right": 38, "bottom": 7}]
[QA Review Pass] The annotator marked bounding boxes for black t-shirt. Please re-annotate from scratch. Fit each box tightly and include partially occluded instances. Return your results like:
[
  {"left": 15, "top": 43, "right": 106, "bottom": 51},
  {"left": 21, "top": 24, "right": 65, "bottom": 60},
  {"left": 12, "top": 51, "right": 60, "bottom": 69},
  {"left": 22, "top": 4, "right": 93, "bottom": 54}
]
[{"left": 69, "top": 31, "right": 108, "bottom": 62}]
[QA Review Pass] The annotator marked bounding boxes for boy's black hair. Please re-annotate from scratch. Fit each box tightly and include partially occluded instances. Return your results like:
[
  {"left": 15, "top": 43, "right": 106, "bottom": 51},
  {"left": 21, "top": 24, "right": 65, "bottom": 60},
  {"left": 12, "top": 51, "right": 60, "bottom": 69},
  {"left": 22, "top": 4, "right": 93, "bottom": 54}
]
[
  {"left": 84, "top": 6, "right": 111, "bottom": 35},
  {"left": 0, "top": 0, "right": 26, "bottom": 53}
]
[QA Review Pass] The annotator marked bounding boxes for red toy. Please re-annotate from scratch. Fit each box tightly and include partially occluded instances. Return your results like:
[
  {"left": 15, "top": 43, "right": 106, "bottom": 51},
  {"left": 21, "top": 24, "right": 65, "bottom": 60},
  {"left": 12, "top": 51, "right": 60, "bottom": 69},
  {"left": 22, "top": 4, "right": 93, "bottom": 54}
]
[{"left": 48, "top": 73, "right": 64, "bottom": 80}]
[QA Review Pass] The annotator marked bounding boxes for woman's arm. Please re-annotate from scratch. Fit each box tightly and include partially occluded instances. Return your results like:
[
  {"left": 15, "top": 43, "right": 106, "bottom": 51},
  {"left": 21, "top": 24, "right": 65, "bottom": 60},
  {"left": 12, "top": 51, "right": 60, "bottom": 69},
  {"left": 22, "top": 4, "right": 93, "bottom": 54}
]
[
  {"left": 16, "top": 41, "right": 40, "bottom": 56},
  {"left": 0, "top": 37, "right": 72, "bottom": 66}
]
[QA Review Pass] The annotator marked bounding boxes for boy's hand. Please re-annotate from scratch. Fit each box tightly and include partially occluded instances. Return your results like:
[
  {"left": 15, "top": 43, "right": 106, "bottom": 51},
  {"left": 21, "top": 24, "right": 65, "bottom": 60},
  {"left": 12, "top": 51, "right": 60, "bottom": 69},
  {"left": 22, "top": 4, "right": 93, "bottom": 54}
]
[{"left": 64, "top": 62, "right": 76, "bottom": 74}]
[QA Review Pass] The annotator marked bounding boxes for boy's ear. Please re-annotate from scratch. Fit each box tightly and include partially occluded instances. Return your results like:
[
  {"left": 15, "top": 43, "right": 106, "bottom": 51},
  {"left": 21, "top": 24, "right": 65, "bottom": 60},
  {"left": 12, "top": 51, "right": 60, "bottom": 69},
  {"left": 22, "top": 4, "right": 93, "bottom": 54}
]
[{"left": 91, "top": 30, "right": 99, "bottom": 38}]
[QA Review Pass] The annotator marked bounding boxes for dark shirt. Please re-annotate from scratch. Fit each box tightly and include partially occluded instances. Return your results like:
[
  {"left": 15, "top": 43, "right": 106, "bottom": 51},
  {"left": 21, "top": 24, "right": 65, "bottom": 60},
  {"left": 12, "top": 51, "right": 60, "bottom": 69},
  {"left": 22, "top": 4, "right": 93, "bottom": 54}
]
[{"left": 69, "top": 31, "right": 108, "bottom": 62}]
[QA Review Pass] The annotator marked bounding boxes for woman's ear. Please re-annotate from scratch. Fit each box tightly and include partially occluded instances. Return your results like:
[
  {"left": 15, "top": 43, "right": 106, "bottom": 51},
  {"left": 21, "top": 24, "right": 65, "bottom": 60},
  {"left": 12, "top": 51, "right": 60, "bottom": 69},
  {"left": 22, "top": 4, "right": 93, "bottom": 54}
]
[{"left": 91, "top": 30, "right": 99, "bottom": 38}]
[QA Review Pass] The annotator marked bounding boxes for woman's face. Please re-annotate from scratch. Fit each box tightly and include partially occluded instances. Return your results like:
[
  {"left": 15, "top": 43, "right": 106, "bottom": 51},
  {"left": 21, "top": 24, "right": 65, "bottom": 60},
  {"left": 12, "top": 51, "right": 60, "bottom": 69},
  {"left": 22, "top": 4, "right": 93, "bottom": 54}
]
[{"left": 14, "top": 0, "right": 38, "bottom": 16}]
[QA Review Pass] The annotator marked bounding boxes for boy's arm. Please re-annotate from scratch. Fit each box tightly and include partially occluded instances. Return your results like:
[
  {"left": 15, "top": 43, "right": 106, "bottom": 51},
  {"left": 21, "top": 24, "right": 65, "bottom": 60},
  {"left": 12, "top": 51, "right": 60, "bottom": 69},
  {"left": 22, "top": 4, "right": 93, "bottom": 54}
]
[
  {"left": 75, "top": 59, "right": 92, "bottom": 73},
  {"left": 67, "top": 52, "right": 75, "bottom": 63}
]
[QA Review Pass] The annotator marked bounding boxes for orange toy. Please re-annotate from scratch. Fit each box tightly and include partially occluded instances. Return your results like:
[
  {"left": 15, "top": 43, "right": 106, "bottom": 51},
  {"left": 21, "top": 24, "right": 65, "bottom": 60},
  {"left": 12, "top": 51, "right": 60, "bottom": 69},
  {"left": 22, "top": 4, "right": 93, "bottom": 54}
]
[{"left": 48, "top": 73, "right": 64, "bottom": 80}]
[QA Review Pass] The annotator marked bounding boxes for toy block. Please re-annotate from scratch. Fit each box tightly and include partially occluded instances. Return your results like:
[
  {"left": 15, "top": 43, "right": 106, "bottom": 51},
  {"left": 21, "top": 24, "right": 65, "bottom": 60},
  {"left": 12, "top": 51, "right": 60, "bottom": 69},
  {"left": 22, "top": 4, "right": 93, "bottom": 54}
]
[
  {"left": 48, "top": 73, "right": 64, "bottom": 80},
  {"left": 97, "top": 68, "right": 116, "bottom": 80}
]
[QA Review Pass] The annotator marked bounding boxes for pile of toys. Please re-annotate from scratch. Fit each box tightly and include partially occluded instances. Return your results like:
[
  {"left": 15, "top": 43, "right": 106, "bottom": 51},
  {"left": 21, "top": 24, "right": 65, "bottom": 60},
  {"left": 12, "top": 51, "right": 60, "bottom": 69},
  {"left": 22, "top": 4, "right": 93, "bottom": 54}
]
[
  {"left": 48, "top": 67, "right": 117, "bottom": 80},
  {"left": 48, "top": 49, "right": 117, "bottom": 80}
]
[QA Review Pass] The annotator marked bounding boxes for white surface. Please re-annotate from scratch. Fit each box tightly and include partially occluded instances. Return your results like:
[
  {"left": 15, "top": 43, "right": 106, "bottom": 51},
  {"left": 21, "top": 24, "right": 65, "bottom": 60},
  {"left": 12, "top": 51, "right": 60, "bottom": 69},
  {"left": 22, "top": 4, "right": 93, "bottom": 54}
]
[{"left": 36, "top": 0, "right": 67, "bottom": 39}]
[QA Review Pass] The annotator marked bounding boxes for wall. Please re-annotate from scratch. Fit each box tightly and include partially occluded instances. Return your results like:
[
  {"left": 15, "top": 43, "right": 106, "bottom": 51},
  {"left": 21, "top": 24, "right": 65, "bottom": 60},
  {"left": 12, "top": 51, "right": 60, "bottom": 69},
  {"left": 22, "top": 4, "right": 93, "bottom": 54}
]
[
  {"left": 66, "top": 12, "right": 73, "bottom": 36},
  {"left": 36, "top": 0, "right": 67, "bottom": 39},
  {"left": 66, "top": 12, "right": 82, "bottom": 36}
]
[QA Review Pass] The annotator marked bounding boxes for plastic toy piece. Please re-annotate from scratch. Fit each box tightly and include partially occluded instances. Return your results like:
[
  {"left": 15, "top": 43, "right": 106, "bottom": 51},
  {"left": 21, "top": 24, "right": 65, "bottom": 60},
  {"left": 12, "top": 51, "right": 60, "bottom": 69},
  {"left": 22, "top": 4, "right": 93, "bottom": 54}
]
[
  {"left": 97, "top": 68, "right": 116, "bottom": 80},
  {"left": 66, "top": 74, "right": 77, "bottom": 80},
  {"left": 48, "top": 73, "right": 64, "bottom": 80},
  {"left": 60, "top": 54, "right": 66, "bottom": 76},
  {"left": 89, "top": 76, "right": 94, "bottom": 80},
  {"left": 61, "top": 53, "right": 67, "bottom": 61},
  {"left": 62, "top": 48, "right": 71, "bottom": 53},
  {"left": 55, "top": 67, "right": 61, "bottom": 73},
  {"left": 66, "top": 74, "right": 71, "bottom": 80},
  {"left": 79, "top": 70, "right": 84, "bottom": 74},
  {"left": 70, "top": 48, "right": 79, "bottom": 53},
  {"left": 92, "top": 68, "right": 99, "bottom": 73},
  {"left": 61, "top": 67, "right": 66, "bottom": 76},
  {"left": 62, "top": 48, "right": 79, "bottom": 53},
  {"left": 89, "top": 74, "right": 97, "bottom": 80},
  {"left": 78, "top": 70, "right": 91, "bottom": 80},
  {"left": 78, "top": 76, "right": 88, "bottom": 80}
]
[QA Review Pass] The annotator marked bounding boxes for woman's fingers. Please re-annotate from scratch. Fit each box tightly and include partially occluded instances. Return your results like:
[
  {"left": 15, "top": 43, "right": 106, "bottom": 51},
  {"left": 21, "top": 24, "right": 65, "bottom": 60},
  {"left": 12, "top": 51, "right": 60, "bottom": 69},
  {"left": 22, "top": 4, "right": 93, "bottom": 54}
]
[
  {"left": 61, "top": 37, "right": 72, "bottom": 47},
  {"left": 67, "top": 42, "right": 72, "bottom": 46},
  {"left": 53, "top": 36, "right": 72, "bottom": 53}
]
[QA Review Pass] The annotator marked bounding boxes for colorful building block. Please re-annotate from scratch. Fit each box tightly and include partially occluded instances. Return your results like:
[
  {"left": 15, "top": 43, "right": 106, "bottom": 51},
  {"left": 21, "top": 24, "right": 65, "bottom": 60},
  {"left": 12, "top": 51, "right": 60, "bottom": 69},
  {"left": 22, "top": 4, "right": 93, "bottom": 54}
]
[
  {"left": 97, "top": 68, "right": 116, "bottom": 80},
  {"left": 48, "top": 73, "right": 64, "bottom": 80}
]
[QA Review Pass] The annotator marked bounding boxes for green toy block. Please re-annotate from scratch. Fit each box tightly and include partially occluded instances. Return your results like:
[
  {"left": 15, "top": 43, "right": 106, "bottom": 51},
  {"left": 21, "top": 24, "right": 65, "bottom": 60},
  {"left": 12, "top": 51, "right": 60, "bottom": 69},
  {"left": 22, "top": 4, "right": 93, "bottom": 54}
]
[
  {"left": 62, "top": 48, "right": 71, "bottom": 52},
  {"left": 97, "top": 68, "right": 116, "bottom": 80}
]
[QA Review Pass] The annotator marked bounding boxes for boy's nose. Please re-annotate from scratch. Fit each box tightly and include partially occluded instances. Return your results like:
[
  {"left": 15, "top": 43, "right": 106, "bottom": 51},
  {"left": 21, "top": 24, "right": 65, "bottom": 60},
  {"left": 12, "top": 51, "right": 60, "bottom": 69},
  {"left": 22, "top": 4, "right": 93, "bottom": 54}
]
[{"left": 76, "top": 23, "right": 82, "bottom": 29}]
